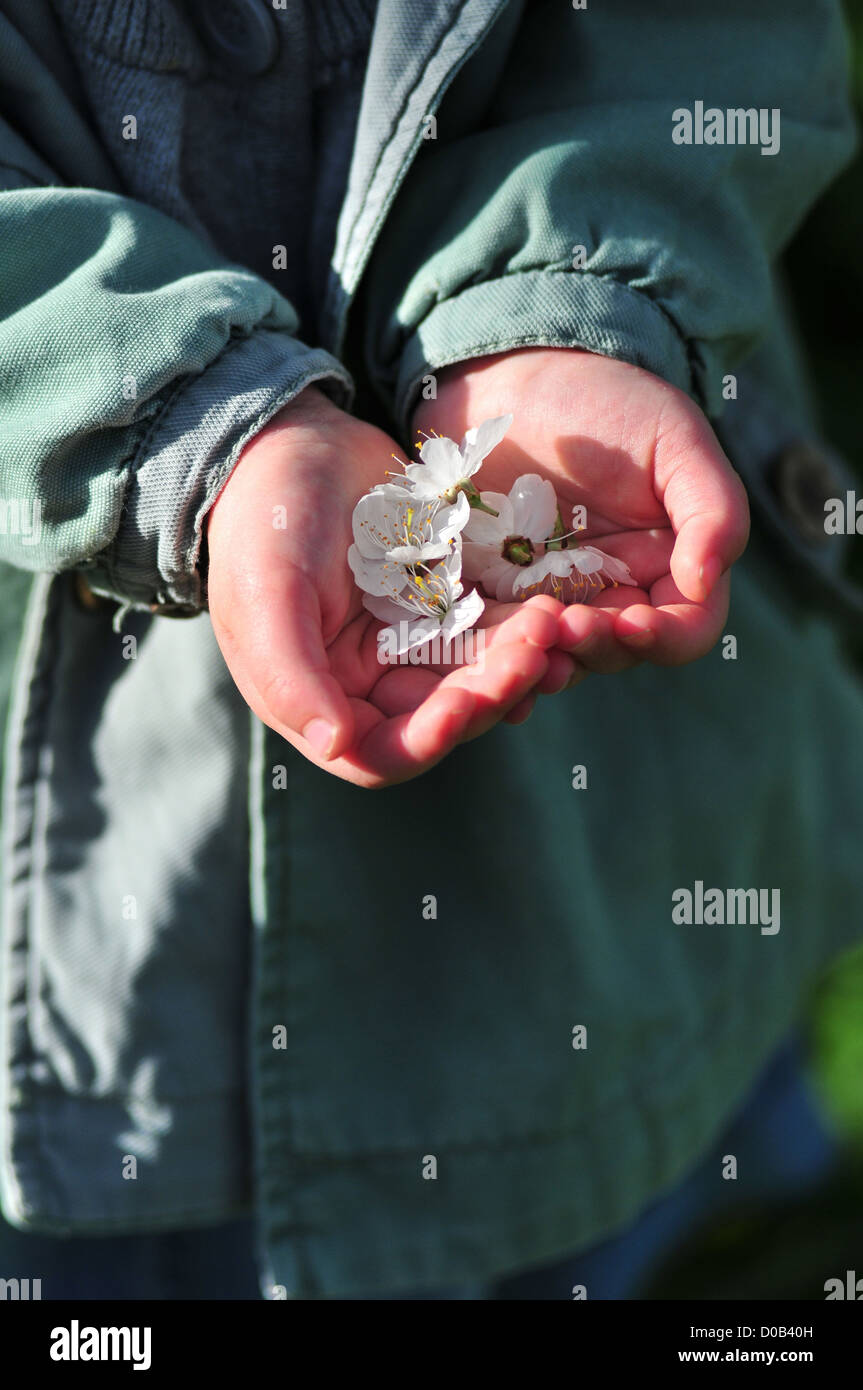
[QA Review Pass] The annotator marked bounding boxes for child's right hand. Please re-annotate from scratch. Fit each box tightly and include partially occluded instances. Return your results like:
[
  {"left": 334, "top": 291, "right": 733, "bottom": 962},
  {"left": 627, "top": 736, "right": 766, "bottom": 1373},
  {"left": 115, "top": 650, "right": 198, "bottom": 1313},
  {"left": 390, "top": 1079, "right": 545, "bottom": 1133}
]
[{"left": 206, "top": 386, "right": 573, "bottom": 788}]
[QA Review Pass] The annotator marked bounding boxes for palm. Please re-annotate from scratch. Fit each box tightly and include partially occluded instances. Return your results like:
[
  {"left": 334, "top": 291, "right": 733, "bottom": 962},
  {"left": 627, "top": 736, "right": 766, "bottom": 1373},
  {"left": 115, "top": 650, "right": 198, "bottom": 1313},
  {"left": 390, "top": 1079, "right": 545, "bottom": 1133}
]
[
  {"left": 288, "top": 428, "right": 540, "bottom": 686},
  {"left": 413, "top": 348, "right": 750, "bottom": 666}
]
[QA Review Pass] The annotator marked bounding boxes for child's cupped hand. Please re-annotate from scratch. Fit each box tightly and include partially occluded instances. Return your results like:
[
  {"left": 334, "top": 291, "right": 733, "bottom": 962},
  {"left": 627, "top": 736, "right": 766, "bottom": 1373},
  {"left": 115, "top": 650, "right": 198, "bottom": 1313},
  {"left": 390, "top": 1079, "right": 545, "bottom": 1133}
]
[
  {"left": 206, "top": 386, "right": 574, "bottom": 788},
  {"left": 413, "top": 348, "right": 750, "bottom": 677}
]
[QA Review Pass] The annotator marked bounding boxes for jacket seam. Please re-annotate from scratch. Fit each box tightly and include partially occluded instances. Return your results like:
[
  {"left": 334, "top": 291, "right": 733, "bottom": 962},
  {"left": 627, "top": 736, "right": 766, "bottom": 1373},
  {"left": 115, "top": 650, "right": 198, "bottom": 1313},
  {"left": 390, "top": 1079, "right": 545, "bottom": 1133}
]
[
  {"left": 9, "top": 580, "right": 69, "bottom": 1221},
  {"left": 14, "top": 1082, "right": 250, "bottom": 1106},
  {"left": 339, "top": 0, "right": 478, "bottom": 266},
  {"left": 329, "top": 0, "right": 506, "bottom": 348},
  {"left": 11, "top": 1199, "right": 254, "bottom": 1237}
]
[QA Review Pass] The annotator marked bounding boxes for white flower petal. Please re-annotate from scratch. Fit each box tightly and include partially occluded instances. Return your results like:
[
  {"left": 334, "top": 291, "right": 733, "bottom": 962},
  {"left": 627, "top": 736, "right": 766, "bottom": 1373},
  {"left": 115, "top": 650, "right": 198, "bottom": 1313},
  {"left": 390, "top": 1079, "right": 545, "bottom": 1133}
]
[
  {"left": 409, "top": 435, "right": 465, "bottom": 491},
  {"left": 461, "top": 544, "right": 518, "bottom": 600},
  {"left": 386, "top": 541, "right": 437, "bottom": 565},
  {"left": 596, "top": 551, "right": 637, "bottom": 586},
  {"left": 509, "top": 474, "right": 558, "bottom": 542},
  {"left": 347, "top": 545, "right": 406, "bottom": 597},
  {"left": 371, "top": 479, "right": 413, "bottom": 497},
  {"left": 493, "top": 565, "right": 521, "bottom": 602},
  {"left": 363, "top": 592, "right": 411, "bottom": 626},
  {"left": 436, "top": 545, "right": 464, "bottom": 590},
  {"left": 373, "top": 616, "right": 441, "bottom": 657},
  {"left": 351, "top": 493, "right": 389, "bottom": 558},
  {"left": 464, "top": 492, "right": 513, "bottom": 544},
  {"left": 460, "top": 413, "right": 513, "bottom": 471},
  {"left": 482, "top": 556, "right": 522, "bottom": 601},
  {"left": 441, "top": 586, "right": 485, "bottom": 641},
  {"left": 437, "top": 490, "right": 471, "bottom": 543},
  {"left": 567, "top": 546, "right": 607, "bottom": 576},
  {"left": 462, "top": 540, "right": 500, "bottom": 581},
  {"left": 512, "top": 549, "right": 579, "bottom": 593},
  {"left": 399, "top": 618, "right": 441, "bottom": 653},
  {"left": 510, "top": 543, "right": 637, "bottom": 598}
]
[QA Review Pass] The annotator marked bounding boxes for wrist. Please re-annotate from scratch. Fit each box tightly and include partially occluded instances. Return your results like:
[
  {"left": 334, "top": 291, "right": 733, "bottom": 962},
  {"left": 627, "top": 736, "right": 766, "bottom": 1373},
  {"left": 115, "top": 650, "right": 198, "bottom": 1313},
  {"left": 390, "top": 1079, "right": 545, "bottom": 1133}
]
[{"left": 253, "top": 383, "right": 345, "bottom": 440}]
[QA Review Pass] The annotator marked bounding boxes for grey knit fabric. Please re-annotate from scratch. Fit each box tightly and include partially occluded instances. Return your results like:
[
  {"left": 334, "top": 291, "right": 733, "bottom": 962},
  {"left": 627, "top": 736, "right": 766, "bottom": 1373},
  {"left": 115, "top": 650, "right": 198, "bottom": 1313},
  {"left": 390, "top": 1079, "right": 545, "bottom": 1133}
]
[{"left": 52, "top": 0, "right": 378, "bottom": 340}]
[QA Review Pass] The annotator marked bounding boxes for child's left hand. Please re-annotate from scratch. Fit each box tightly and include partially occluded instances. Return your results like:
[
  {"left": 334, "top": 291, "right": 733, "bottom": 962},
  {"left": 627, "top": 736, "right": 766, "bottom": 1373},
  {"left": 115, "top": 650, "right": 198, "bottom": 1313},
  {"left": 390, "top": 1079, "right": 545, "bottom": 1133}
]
[{"left": 413, "top": 347, "right": 750, "bottom": 679}]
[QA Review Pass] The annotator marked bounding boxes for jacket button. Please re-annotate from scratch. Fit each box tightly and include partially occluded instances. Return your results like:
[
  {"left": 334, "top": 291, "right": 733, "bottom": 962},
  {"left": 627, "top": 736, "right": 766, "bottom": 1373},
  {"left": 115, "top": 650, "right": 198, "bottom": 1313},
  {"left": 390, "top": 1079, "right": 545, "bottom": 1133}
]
[
  {"left": 194, "top": 1, "right": 279, "bottom": 76},
  {"left": 771, "top": 441, "right": 843, "bottom": 548}
]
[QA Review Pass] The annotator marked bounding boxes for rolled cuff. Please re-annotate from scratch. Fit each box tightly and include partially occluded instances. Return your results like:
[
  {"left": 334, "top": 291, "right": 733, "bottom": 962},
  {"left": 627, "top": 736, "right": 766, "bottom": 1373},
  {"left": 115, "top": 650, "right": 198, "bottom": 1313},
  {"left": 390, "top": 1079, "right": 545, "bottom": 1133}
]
[
  {"left": 85, "top": 328, "right": 354, "bottom": 612},
  {"left": 393, "top": 268, "right": 704, "bottom": 440}
]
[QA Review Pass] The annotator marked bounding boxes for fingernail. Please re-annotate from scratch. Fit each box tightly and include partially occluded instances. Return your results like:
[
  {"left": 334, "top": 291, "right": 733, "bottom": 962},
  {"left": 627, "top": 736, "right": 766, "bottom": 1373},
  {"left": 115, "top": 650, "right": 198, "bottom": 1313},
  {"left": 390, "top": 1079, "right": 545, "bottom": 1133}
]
[
  {"left": 699, "top": 556, "right": 722, "bottom": 598},
  {"left": 619, "top": 625, "right": 655, "bottom": 648},
  {"left": 303, "top": 718, "right": 336, "bottom": 759}
]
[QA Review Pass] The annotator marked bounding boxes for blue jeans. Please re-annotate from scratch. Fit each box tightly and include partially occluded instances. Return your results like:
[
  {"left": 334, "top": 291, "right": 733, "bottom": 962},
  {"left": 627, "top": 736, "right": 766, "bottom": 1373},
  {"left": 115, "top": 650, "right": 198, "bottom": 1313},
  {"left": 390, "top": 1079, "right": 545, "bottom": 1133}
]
[{"left": 0, "top": 1038, "right": 835, "bottom": 1299}]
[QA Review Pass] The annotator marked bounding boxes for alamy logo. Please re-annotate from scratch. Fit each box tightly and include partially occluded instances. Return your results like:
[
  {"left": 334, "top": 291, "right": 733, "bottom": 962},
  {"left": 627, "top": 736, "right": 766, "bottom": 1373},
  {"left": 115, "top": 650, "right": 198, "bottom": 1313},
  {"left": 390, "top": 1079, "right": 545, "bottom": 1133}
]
[
  {"left": 0, "top": 1277, "right": 41, "bottom": 1299},
  {"left": 672, "top": 101, "right": 780, "bottom": 156},
  {"left": 824, "top": 491, "right": 863, "bottom": 534},
  {"left": 50, "top": 1321, "right": 151, "bottom": 1371},
  {"left": 0, "top": 498, "right": 41, "bottom": 545},
  {"left": 376, "top": 622, "right": 486, "bottom": 669},
  {"left": 824, "top": 1270, "right": 863, "bottom": 1299},
  {"left": 672, "top": 881, "right": 780, "bottom": 935}
]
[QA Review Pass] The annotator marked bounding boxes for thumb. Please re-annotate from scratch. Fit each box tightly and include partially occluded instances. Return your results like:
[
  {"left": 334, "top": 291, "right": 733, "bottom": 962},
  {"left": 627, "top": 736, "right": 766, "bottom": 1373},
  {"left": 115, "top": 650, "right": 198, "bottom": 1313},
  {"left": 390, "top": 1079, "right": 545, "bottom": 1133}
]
[
  {"left": 657, "top": 411, "right": 750, "bottom": 603},
  {"left": 213, "top": 564, "right": 355, "bottom": 761}
]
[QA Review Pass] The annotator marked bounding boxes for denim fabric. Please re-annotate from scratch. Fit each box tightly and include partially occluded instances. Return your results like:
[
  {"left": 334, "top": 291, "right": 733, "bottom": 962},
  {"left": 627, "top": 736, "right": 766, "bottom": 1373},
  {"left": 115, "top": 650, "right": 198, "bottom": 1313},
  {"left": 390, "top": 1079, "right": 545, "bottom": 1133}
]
[
  {"left": 0, "top": 1036, "right": 833, "bottom": 1299},
  {"left": 1, "top": 576, "right": 255, "bottom": 1231},
  {"left": 250, "top": 539, "right": 863, "bottom": 1295}
]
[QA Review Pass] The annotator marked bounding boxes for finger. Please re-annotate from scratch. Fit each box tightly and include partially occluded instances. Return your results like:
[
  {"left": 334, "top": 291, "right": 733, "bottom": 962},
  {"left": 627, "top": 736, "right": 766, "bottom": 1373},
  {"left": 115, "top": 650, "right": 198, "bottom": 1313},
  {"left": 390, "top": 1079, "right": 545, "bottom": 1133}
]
[
  {"left": 655, "top": 414, "right": 750, "bottom": 603},
  {"left": 330, "top": 639, "right": 548, "bottom": 786},
  {"left": 438, "top": 639, "right": 550, "bottom": 742},
  {"left": 613, "top": 572, "right": 731, "bottom": 665},
  {"left": 422, "top": 594, "right": 562, "bottom": 677},
  {"left": 475, "top": 594, "right": 564, "bottom": 646},
  {"left": 557, "top": 603, "right": 643, "bottom": 674},
  {"left": 577, "top": 527, "right": 675, "bottom": 592},
  {"left": 345, "top": 687, "right": 478, "bottom": 784},
  {"left": 536, "top": 649, "right": 577, "bottom": 694},
  {"left": 236, "top": 565, "right": 356, "bottom": 760},
  {"left": 368, "top": 667, "right": 440, "bottom": 717},
  {"left": 504, "top": 694, "right": 537, "bottom": 724},
  {"left": 477, "top": 593, "right": 565, "bottom": 627},
  {"left": 564, "top": 662, "right": 589, "bottom": 691}
]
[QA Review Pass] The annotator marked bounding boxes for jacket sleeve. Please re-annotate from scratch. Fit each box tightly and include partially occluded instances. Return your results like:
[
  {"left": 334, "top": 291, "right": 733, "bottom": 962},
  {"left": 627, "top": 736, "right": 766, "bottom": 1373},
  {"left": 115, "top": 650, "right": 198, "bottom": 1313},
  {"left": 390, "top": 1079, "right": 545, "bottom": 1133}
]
[
  {"left": 0, "top": 8, "right": 352, "bottom": 612},
  {"left": 360, "top": 0, "right": 857, "bottom": 437}
]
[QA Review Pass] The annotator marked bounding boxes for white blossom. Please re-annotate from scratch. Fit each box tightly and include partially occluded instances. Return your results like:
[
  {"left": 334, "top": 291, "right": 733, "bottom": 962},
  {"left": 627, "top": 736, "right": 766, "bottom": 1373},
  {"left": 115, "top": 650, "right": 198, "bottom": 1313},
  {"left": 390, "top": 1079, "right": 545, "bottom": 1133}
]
[
  {"left": 348, "top": 488, "right": 469, "bottom": 597},
  {"left": 363, "top": 548, "right": 485, "bottom": 655},
  {"left": 462, "top": 473, "right": 559, "bottom": 600}
]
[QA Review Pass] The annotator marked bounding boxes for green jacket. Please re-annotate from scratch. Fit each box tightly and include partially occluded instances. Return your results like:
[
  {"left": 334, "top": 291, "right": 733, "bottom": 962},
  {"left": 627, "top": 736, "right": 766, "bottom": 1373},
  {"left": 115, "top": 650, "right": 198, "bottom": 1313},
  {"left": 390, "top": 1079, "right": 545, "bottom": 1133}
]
[{"left": 0, "top": 0, "right": 860, "bottom": 1296}]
